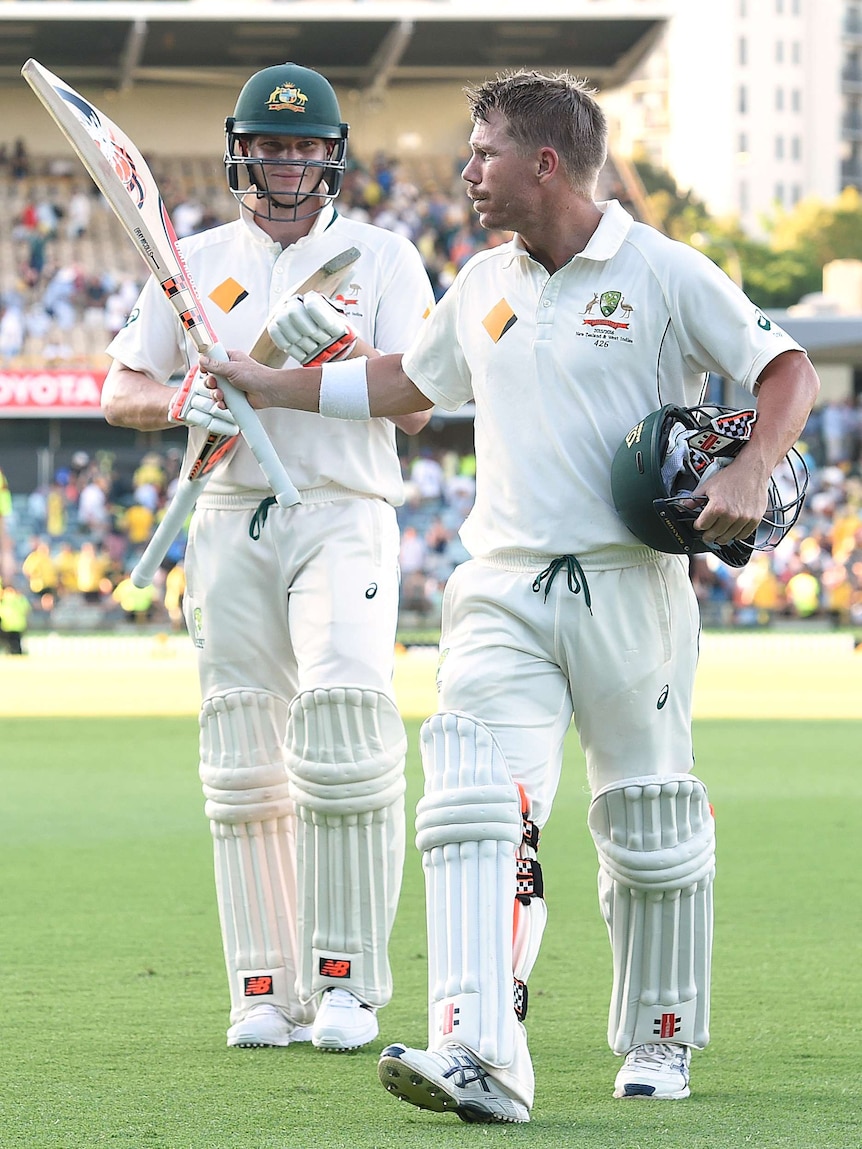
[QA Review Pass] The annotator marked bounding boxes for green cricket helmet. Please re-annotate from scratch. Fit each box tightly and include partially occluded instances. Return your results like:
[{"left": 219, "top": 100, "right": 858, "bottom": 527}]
[
  {"left": 611, "top": 404, "right": 808, "bottom": 568},
  {"left": 225, "top": 63, "right": 349, "bottom": 221}
]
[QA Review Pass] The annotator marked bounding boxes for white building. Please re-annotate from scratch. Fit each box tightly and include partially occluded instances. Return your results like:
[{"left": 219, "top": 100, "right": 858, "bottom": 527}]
[{"left": 602, "top": 0, "right": 851, "bottom": 238}]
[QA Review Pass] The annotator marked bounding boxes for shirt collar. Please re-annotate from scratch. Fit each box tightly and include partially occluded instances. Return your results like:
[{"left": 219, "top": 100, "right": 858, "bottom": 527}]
[
  {"left": 578, "top": 200, "right": 634, "bottom": 261},
  {"left": 510, "top": 198, "right": 634, "bottom": 269},
  {"left": 239, "top": 202, "right": 339, "bottom": 249}
]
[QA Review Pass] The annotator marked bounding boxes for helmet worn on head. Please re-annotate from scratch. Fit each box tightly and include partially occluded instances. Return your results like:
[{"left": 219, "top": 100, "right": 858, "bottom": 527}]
[
  {"left": 611, "top": 404, "right": 809, "bottom": 568},
  {"left": 225, "top": 62, "right": 349, "bottom": 220}
]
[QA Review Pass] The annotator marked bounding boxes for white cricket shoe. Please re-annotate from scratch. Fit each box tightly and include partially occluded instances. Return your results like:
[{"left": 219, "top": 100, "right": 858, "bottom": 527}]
[
  {"left": 226, "top": 1004, "right": 313, "bottom": 1049},
  {"left": 613, "top": 1042, "right": 692, "bottom": 1099},
  {"left": 378, "top": 1042, "right": 530, "bottom": 1124},
  {"left": 311, "top": 988, "right": 378, "bottom": 1051}
]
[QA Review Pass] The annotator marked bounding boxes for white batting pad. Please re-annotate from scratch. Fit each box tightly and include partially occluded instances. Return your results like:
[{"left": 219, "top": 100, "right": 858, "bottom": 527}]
[
  {"left": 284, "top": 686, "right": 407, "bottom": 1007},
  {"left": 199, "top": 688, "right": 311, "bottom": 1024},
  {"left": 588, "top": 774, "right": 715, "bottom": 1054},
  {"left": 416, "top": 712, "right": 525, "bottom": 1072}
]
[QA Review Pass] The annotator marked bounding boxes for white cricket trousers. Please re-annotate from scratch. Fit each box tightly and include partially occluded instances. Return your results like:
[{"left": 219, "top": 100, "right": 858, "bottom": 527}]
[{"left": 435, "top": 549, "right": 701, "bottom": 827}]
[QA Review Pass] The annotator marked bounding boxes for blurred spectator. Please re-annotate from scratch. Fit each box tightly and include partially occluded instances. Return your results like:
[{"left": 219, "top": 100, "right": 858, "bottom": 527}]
[
  {"left": 132, "top": 452, "right": 166, "bottom": 511},
  {"left": 75, "top": 541, "right": 109, "bottom": 604},
  {"left": 821, "top": 561, "right": 853, "bottom": 626},
  {"left": 399, "top": 524, "right": 427, "bottom": 578},
  {"left": 120, "top": 501, "right": 155, "bottom": 557},
  {"left": 164, "top": 562, "right": 186, "bottom": 632},
  {"left": 11, "top": 139, "right": 30, "bottom": 180},
  {"left": 0, "top": 302, "right": 25, "bottom": 360},
  {"left": 112, "top": 575, "right": 155, "bottom": 624},
  {"left": 785, "top": 567, "right": 821, "bottom": 618},
  {"left": 172, "top": 197, "right": 204, "bottom": 238},
  {"left": 0, "top": 584, "right": 30, "bottom": 654},
  {"left": 443, "top": 464, "right": 476, "bottom": 524},
  {"left": 54, "top": 542, "right": 79, "bottom": 596},
  {"left": 21, "top": 537, "right": 59, "bottom": 611},
  {"left": 45, "top": 480, "right": 68, "bottom": 539},
  {"left": 0, "top": 494, "right": 14, "bottom": 588},
  {"left": 820, "top": 399, "right": 855, "bottom": 467},
  {"left": 410, "top": 447, "right": 445, "bottom": 506},
  {"left": 0, "top": 467, "right": 11, "bottom": 520},
  {"left": 65, "top": 189, "right": 92, "bottom": 239},
  {"left": 76, "top": 474, "right": 110, "bottom": 539}
]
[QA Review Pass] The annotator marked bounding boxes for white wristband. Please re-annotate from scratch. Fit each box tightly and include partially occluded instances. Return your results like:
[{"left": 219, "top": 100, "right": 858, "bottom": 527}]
[{"left": 318, "top": 357, "right": 371, "bottom": 420}]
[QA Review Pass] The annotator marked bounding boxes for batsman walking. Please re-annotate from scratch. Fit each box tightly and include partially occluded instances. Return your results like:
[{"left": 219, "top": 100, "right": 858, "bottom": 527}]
[
  {"left": 200, "top": 70, "right": 819, "bottom": 1119},
  {"left": 103, "top": 62, "right": 434, "bottom": 1052}
]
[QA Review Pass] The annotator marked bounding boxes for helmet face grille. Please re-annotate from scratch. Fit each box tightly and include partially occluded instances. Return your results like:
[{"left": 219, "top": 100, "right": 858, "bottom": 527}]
[
  {"left": 612, "top": 404, "right": 809, "bottom": 567},
  {"left": 224, "top": 63, "right": 349, "bottom": 222}
]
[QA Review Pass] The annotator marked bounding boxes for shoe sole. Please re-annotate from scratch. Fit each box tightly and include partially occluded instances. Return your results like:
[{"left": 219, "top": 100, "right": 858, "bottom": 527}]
[
  {"left": 227, "top": 1025, "right": 313, "bottom": 1049},
  {"left": 614, "top": 1086, "right": 691, "bottom": 1100},
  {"left": 312, "top": 1038, "right": 376, "bottom": 1052},
  {"left": 228, "top": 1038, "right": 292, "bottom": 1048},
  {"left": 312, "top": 1015, "right": 378, "bottom": 1053},
  {"left": 377, "top": 1054, "right": 527, "bottom": 1124}
]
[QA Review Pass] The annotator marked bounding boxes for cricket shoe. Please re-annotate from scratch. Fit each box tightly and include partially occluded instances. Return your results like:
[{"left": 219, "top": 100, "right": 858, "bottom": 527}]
[
  {"left": 311, "top": 988, "right": 378, "bottom": 1051},
  {"left": 377, "top": 1042, "right": 530, "bottom": 1124},
  {"left": 227, "top": 1004, "right": 313, "bottom": 1049},
  {"left": 613, "top": 1042, "right": 692, "bottom": 1099}
]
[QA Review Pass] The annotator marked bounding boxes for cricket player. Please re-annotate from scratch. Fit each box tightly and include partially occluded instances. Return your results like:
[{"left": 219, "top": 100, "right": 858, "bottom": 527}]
[
  {"left": 102, "top": 63, "right": 435, "bottom": 1052},
  {"left": 200, "top": 70, "right": 819, "bottom": 1119}
]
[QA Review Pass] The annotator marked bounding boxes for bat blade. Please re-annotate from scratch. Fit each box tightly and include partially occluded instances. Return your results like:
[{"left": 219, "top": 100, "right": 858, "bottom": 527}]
[
  {"left": 21, "top": 57, "right": 299, "bottom": 508},
  {"left": 250, "top": 245, "right": 362, "bottom": 367}
]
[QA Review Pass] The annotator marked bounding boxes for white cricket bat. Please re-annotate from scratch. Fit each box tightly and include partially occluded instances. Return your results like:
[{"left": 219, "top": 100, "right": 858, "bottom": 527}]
[
  {"left": 20, "top": 58, "right": 298, "bottom": 507},
  {"left": 128, "top": 246, "right": 361, "bottom": 587}
]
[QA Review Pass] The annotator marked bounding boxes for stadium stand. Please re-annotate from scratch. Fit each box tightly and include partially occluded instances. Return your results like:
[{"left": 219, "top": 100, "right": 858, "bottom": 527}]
[{"left": 0, "top": 148, "right": 858, "bottom": 641}]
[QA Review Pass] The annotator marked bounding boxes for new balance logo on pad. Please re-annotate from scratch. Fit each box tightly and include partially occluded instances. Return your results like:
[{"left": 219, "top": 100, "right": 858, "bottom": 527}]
[
  {"left": 243, "top": 975, "right": 274, "bottom": 996},
  {"left": 319, "top": 958, "right": 351, "bottom": 978}
]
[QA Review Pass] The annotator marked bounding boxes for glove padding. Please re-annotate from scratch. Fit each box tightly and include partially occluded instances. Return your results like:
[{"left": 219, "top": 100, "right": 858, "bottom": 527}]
[
  {"left": 266, "top": 291, "right": 357, "bottom": 366},
  {"left": 168, "top": 364, "right": 240, "bottom": 438}
]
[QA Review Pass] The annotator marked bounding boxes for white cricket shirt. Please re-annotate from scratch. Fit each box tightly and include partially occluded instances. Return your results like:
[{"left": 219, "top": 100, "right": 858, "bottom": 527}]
[
  {"left": 107, "top": 205, "right": 434, "bottom": 503},
  {"left": 402, "top": 200, "right": 805, "bottom": 560}
]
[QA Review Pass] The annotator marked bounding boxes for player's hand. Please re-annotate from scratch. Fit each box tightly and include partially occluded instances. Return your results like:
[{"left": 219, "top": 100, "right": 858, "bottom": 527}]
[
  {"left": 691, "top": 460, "right": 766, "bottom": 546},
  {"left": 199, "top": 350, "right": 280, "bottom": 410},
  {"left": 267, "top": 291, "right": 357, "bottom": 366},
  {"left": 168, "top": 363, "right": 241, "bottom": 437}
]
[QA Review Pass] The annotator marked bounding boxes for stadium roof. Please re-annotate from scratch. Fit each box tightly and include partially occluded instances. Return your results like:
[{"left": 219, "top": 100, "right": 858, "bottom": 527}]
[
  {"left": 0, "top": 1, "right": 671, "bottom": 94},
  {"left": 771, "top": 312, "right": 862, "bottom": 367}
]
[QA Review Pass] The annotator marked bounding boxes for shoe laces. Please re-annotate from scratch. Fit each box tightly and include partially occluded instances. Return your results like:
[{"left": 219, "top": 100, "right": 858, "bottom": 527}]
[
  {"left": 440, "top": 1047, "right": 491, "bottom": 1092},
  {"left": 324, "top": 988, "right": 361, "bottom": 1009},
  {"left": 627, "top": 1042, "right": 684, "bottom": 1067}
]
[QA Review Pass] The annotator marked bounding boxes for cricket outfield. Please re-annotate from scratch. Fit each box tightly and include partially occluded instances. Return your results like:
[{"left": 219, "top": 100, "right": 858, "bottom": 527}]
[{"left": 1, "top": 629, "right": 860, "bottom": 719}]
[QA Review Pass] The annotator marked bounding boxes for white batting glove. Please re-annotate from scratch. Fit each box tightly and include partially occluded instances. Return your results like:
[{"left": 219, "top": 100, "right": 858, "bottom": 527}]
[
  {"left": 168, "top": 364, "right": 240, "bottom": 437},
  {"left": 266, "top": 291, "right": 357, "bottom": 366}
]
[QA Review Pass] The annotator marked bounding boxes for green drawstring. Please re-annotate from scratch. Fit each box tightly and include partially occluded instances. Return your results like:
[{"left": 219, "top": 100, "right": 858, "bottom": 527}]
[
  {"left": 532, "top": 554, "right": 592, "bottom": 614},
  {"left": 249, "top": 496, "right": 278, "bottom": 540}
]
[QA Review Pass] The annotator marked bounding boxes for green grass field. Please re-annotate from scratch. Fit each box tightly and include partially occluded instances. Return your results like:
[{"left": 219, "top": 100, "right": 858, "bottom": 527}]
[{"left": 1, "top": 712, "right": 859, "bottom": 1148}]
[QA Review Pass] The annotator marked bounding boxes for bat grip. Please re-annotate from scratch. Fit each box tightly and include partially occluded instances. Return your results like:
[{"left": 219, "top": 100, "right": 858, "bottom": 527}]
[
  {"left": 206, "top": 342, "right": 300, "bottom": 508},
  {"left": 130, "top": 477, "right": 205, "bottom": 587}
]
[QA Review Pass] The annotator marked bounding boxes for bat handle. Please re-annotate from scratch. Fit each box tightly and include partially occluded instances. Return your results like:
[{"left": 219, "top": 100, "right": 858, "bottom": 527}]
[
  {"left": 206, "top": 342, "right": 300, "bottom": 508},
  {"left": 130, "top": 476, "right": 206, "bottom": 587}
]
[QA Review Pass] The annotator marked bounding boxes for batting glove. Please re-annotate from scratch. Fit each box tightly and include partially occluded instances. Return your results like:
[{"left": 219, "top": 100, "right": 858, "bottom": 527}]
[
  {"left": 168, "top": 364, "right": 240, "bottom": 437},
  {"left": 266, "top": 291, "right": 357, "bottom": 366}
]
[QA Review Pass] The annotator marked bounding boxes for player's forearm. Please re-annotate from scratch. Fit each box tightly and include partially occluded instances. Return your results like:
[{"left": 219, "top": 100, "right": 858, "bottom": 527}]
[
  {"left": 391, "top": 409, "right": 434, "bottom": 435},
  {"left": 746, "top": 350, "right": 820, "bottom": 473},
  {"left": 199, "top": 351, "right": 433, "bottom": 418},
  {"left": 102, "top": 361, "right": 174, "bottom": 431}
]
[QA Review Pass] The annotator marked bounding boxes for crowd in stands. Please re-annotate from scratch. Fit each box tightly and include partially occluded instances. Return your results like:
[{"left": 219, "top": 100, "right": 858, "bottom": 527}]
[
  {"left": 2, "top": 398, "right": 862, "bottom": 650},
  {"left": 1, "top": 140, "right": 862, "bottom": 645}
]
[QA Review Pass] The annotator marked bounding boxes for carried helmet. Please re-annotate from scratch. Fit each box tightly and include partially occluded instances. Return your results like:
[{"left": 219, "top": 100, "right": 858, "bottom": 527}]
[
  {"left": 611, "top": 403, "right": 809, "bottom": 568},
  {"left": 225, "top": 63, "right": 349, "bottom": 221}
]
